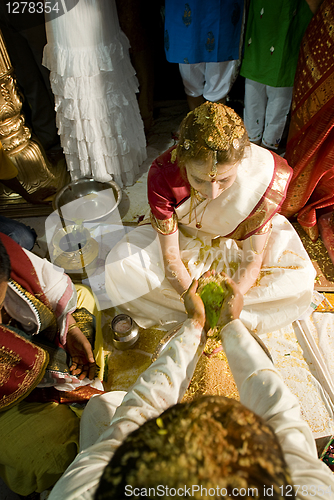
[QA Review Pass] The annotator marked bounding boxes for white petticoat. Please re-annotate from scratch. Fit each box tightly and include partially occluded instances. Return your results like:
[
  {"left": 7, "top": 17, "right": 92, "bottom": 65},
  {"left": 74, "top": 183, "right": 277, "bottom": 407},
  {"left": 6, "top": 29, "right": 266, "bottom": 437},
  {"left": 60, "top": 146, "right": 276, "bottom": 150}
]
[
  {"left": 43, "top": 0, "right": 147, "bottom": 187},
  {"left": 105, "top": 213, "right": 316, "bottom": 334}
]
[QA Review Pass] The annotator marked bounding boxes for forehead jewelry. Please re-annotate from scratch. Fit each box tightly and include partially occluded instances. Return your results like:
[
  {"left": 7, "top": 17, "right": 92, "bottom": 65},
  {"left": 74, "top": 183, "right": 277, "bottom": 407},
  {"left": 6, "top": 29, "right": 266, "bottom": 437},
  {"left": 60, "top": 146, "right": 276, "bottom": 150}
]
[
  {"left": 208, "top": 159, "right": 237, "bottom": 179},
  {"left": 209, "top": 151, "right": 218, "bottom": 178}
]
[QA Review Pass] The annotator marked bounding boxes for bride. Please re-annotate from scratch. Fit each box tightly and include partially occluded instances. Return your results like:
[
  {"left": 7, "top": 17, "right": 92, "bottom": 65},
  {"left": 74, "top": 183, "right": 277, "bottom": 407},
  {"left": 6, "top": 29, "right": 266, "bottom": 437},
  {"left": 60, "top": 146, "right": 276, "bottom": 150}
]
[{"left": 105, "top": 102, "right": 315, "bottom": 333}]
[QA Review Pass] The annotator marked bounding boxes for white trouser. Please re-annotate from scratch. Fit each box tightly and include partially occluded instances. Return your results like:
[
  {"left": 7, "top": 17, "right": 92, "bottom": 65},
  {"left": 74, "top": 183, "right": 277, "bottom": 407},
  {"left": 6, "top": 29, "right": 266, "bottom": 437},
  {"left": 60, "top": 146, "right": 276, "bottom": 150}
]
[
  {"left": 179, "top": 61, "right": 239, "bottom": 101},
  {"left": 244, "top": 78, "right": 293, "bottom": 149},
  {"left": 79, "top": 391, "right": 126, "bottom": 451}
]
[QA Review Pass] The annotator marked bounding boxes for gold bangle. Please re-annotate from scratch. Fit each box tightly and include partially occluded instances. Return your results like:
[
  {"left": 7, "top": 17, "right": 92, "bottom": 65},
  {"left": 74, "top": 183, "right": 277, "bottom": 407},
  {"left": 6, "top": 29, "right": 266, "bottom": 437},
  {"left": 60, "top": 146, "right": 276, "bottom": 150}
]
[
  {"left": 67, "top": 322, "right": 78, "bottom": 332},
  {"left": 179, "top": 289, "right": 187, "bottom": 303},
  {"left": 249, "top": 235, "right": 262, "bottom": 255},
  {"left": 249, "top": 227, "right": 272, "bottom": 255}
]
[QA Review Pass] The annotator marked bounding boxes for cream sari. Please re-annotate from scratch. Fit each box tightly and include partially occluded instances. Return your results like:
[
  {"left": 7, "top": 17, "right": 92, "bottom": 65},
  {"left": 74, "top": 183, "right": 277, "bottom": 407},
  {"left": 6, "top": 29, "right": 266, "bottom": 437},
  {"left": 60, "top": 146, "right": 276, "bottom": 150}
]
[{"left": 105, "top": 145, "right": 315, "bottom": 333}]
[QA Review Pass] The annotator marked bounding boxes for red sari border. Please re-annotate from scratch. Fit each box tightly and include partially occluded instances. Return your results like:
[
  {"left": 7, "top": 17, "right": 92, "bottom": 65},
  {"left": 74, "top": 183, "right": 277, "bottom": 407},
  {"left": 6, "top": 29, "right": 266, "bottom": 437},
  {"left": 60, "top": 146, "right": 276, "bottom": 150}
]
[{"left": 226, "top": 153, "right": 292, "bottom": 240}]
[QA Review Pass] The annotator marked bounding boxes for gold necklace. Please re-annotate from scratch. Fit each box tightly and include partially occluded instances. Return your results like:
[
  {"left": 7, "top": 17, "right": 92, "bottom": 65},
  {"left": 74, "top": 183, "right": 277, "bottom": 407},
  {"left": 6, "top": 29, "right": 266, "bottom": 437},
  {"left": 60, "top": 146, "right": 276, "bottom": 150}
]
[
  {"left": 193, "top": 189, "right": 206, "bottom": 202},
  {"left": 195, "top": 200, "right": 210, "bottom": 229},
  {"left": 189, "top": 188, "right": 211, "bottom": 229}
]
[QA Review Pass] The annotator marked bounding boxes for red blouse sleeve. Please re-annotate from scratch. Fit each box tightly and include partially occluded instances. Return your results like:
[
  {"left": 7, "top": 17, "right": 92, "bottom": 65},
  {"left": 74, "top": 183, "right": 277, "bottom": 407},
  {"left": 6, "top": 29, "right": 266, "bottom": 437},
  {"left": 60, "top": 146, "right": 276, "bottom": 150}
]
[
  {"left": 148, "top": 156, "right": 175, "bottom": 220},
  {"left": 148, "top": 146, "right": 190, "bottom": 220},
  {"left": 147, "top": 147, "right": 191, "bottom": 235}
]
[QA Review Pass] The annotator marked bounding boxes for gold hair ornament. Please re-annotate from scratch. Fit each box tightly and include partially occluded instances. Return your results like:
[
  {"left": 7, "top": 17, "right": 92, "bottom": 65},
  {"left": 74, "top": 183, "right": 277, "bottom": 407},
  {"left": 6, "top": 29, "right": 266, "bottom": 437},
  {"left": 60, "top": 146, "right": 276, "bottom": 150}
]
[
  {"left": 193, "top": 102, "right": 244, "bottom": 151},
  {"left": 233, "top": 138, "right": 240, "bottom": 150}
]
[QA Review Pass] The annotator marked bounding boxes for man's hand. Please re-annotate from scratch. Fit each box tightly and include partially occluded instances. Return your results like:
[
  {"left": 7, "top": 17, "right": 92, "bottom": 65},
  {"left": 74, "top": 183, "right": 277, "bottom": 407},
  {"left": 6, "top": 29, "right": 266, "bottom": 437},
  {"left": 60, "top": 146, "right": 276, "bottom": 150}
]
[
  {"left": 183, "top": 270, "right": 213, "bottom": 332},
  {"left": 65, "top": 326, "right": 96, "bottom": 380},
  {"left": 216, "top": 274, "right": 243, "bottom": 328}
]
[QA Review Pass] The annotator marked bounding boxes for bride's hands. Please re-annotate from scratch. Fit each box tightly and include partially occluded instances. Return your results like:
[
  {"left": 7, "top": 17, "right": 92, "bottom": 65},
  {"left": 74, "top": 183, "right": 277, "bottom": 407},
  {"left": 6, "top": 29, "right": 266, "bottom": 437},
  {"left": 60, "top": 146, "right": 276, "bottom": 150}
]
[{"left": 182, "top": 270, "right": 214, "bottom": 333}]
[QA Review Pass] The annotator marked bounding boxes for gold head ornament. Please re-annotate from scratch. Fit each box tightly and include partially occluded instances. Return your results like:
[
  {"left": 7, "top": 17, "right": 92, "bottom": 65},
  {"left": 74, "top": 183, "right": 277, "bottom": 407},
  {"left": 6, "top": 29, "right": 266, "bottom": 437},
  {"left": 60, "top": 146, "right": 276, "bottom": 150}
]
[{"left": 193, "top": 102, "right": 244, "bottom": 151}]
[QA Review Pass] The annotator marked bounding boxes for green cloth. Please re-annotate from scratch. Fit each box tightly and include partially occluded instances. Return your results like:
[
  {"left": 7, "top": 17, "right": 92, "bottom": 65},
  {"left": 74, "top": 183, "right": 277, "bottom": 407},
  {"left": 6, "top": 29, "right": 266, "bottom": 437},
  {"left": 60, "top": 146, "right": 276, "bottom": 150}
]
[{"left": 240, "top": 0, "right": 313, "bottom": 87}]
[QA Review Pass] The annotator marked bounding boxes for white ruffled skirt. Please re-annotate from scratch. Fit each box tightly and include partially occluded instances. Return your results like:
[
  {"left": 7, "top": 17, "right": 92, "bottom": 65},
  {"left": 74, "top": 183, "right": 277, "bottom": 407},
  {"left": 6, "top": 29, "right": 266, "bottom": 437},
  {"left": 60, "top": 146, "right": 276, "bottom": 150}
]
[
  {"left": 43, "top": 0, "right": 147, "bottom": 186},
  {"left": 105, "top": 214, "right": 316, "bottom": 334}
]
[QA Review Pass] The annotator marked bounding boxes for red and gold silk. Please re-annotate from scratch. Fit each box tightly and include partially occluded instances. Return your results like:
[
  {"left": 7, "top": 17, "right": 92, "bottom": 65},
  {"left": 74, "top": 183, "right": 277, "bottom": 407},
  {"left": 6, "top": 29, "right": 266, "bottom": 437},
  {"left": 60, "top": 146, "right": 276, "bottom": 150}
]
[
  {"left": 226, "top": 160, "right": 291, "bottom": 240},
  {"left": 0, "top": 326, "right": 49, "bottom": 411},
  {"left": 281, "top": 0, "right": 334, "bottom": 240},
  {"left": 0, "top": 233, "right": 54, "bottom": 410}
]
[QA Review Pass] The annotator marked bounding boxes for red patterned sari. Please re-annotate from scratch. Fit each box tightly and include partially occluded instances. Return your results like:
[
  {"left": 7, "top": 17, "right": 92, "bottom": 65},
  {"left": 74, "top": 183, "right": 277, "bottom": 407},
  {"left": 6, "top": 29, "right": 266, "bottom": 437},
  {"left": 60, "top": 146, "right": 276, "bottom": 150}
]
[{"left": 281, "top": 0, "right": 334, "bottom": 241}]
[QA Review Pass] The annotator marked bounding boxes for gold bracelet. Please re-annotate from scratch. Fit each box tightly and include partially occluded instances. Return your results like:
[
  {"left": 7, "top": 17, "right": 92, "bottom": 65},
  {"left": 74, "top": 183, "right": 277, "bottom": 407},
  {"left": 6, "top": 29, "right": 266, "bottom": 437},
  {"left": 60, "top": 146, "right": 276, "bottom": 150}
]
[
  {"left": 179, "top": 289, "right": 187, "bottom": 303},
  {"left": 249, "top": 235, "right": 262, "bottom": 255},
  {"left": 67, "top": 322, "right": 78, "bottom": 332},
  {"left": 249, "top": 227, "right": 272, "bottom": 255}
]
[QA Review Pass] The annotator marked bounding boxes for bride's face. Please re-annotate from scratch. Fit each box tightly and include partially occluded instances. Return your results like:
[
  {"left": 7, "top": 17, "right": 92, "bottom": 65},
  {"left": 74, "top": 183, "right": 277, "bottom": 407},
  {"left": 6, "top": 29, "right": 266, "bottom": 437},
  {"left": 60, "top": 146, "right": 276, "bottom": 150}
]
[{"left": 186, "top": 158, "right": 238, "bottom": 199}]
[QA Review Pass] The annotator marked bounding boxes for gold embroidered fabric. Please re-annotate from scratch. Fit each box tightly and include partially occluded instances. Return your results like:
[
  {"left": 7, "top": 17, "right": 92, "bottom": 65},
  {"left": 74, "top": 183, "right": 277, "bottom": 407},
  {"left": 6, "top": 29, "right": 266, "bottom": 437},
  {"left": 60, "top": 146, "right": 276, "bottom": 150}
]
[
  {"left": 281, "top": 1, "right": 334, "bottom": 230},
  {"left": 291, "top": 70, "right": 334, "bottom": 136},
  {"left": 33, "top": 340, "right": 70, "bottom": 374},
  {"left": 150, "top": 211, "right": 178, "bottom": 235},
  {"left": 0, "top": 326, "right": 49, "bottom": 411},
  {"left": 281, "top": 156, "right": 316, "bottom": 219},
  {"left": 290, "top": 4, "right": 334, "bottom": 135},
  {"left": 228, "top": 162, "right": 291, "bottom": 240},
  {"left": 34, "top": 308, "right": 96, "bottom": 375},
  {"left": 253, "top": 220, "right": 272, "bottom": 236},
  {"left": 72, "top": 307, "right": 95, "bottom": 347},
  {"left": 0, "top": 346, "right": 21, "bottom": 387}
]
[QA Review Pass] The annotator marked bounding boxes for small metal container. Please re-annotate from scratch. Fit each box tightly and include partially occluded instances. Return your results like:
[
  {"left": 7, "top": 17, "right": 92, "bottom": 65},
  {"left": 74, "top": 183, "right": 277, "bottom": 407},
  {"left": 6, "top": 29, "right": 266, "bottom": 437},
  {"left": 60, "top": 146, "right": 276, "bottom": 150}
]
[{"left": 111, "top": 314, "right": 139, "bottom": 350}]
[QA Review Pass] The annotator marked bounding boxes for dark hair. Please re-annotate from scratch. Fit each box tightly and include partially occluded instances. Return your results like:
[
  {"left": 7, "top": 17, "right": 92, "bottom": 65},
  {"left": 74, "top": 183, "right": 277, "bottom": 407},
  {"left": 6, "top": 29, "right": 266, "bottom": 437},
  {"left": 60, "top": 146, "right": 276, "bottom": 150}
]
[
  {"left": 0, "top": 239, "right": 11, "bottom": 282},
  {"left": 95, "top": 396, "right": 293, "bottom": 500}
]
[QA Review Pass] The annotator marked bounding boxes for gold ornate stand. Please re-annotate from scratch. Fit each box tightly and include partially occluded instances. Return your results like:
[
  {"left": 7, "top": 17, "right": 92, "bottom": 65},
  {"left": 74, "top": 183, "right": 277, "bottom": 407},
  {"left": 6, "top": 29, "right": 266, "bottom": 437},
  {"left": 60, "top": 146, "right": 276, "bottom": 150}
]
[{"left": 0, "top": 29, "right": 69, "bottom": 218}]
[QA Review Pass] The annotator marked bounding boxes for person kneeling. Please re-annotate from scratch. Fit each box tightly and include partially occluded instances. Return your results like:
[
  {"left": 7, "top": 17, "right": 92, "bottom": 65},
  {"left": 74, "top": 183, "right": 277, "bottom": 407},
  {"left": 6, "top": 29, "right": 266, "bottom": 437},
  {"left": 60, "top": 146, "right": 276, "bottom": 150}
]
[{"left": 0, "top": 232, "right": 103, "bottom": 496}]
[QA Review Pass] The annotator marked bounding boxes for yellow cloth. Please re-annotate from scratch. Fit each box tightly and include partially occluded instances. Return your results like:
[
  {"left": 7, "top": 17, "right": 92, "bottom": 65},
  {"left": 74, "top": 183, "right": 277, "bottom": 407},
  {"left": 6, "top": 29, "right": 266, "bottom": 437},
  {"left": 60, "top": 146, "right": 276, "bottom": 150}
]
[
  {"left": 316, "top": 292, "right": 334, "bottom": 312},
  {"left": 0, "top": 401, "right": 79, "bottom": 495},
  {"left": 0, "top": 142, "right": 18, "bottom": 180},
  {"left": 0, "top": 284, "right": 103, "bottom": 496},
  {"left": 75, "top": 284, "right": 104, "bottom": 381}
]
